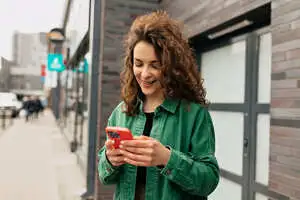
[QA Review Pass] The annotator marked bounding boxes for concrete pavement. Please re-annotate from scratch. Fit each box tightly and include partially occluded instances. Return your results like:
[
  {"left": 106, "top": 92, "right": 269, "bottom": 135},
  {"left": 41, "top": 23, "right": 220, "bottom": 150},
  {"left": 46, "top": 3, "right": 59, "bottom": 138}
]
[{"left": 0, "top": 110, "right": 85, "bottom": 200}]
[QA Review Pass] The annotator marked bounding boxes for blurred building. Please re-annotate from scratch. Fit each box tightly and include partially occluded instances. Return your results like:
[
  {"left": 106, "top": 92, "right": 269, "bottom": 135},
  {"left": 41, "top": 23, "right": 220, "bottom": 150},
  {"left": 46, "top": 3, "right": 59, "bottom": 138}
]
[
  {"left": 12, "top": 31, "right": 48, "bottom": 68},
  {"left": 9, "top": 66, "right": 45, "bottom": 95},
  {"left": 0, "top": 57, "right": 12, "bottom": 92},
  {"left": 60, "top": 0, "right": 300, "bottom": 200},
  {"left": 10, "top": 31, "right": 47, "bottom": 95}
]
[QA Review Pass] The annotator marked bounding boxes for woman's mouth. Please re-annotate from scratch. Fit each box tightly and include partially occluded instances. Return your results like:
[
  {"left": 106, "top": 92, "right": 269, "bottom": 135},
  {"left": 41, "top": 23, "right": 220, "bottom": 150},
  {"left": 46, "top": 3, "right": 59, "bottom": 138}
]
[{"left": 140, "top": 79, "right": 157, "bottom": 87}]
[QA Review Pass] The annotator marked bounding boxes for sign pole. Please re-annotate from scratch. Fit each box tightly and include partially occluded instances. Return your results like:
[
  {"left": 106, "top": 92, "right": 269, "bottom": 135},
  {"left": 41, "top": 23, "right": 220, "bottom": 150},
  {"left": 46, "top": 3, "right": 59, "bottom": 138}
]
[{"left": 47, "top": 28, "right": 66, "bottom": 120}]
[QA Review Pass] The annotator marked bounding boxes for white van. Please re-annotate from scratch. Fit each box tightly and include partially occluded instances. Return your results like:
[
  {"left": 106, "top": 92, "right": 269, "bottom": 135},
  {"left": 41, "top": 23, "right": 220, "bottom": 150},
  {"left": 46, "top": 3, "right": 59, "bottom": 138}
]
[{"left": 0, "top": 92, "right": 22, "bottom": 117}]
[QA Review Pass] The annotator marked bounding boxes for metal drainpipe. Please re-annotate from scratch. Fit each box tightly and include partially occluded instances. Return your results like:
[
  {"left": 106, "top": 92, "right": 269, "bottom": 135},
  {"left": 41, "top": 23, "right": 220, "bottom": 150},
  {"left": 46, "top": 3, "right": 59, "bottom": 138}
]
[
  {"left": 71, "top": 67, "right": 80, "bottom": 152},
  {"left": 81, "top": 0, "right": 103, "bottom": 199}
]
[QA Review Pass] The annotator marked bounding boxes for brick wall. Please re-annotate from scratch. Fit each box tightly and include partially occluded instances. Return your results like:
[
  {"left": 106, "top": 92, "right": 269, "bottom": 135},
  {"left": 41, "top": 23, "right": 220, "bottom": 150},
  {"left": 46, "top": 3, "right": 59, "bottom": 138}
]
[
  {"left": 161, "top": 0, "right": 270, "bottom": 37},
  {"left": 95, "top": 1, "right": 159, "bottom": 199},
  {"left": 270, "top": 0, "right": 300, "bottom": 199}
]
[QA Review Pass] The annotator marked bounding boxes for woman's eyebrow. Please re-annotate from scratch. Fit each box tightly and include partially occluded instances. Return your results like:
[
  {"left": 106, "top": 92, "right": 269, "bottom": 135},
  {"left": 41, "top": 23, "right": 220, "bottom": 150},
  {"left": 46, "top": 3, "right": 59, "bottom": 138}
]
[{"left": 134, "top": 58, "right": 159, "bottom": 63}]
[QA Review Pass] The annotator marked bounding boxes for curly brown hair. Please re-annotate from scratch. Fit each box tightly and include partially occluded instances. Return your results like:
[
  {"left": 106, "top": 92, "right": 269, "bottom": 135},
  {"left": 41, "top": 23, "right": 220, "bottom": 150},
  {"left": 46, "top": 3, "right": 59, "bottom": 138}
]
[{"left": 121, "top": 11, "right": 208, "bottom": 116}]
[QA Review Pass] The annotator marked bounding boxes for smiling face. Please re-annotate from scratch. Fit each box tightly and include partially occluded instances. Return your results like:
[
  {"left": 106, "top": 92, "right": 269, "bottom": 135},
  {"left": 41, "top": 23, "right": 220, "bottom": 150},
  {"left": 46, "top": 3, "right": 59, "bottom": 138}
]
[{"left": 133, "top": 41, "right": 164, "bottom": 101}]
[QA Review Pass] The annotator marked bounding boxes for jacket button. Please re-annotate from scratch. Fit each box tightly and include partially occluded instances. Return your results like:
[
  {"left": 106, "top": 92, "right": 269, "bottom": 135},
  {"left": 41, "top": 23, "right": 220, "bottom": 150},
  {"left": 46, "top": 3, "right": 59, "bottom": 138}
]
[
  {"left": 106, "top": 167, "right": 111, "bottom": 172},
  {"left": 166, "top": 169, "right": 171, "bottom": 175}
]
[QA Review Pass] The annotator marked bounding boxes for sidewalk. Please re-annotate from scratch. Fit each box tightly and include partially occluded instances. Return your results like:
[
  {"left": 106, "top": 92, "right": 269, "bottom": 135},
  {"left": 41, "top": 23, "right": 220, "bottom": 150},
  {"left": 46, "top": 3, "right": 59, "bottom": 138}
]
[{"left": 0, "top": 110, "right": 85, "bottom": 200}]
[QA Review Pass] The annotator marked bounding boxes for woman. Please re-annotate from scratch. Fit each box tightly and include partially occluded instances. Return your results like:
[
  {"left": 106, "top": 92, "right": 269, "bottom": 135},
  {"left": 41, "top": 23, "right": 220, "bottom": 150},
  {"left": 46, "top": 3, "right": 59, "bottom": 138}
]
[{"left": 98, "top": 11, "right": 219, "bottom": 200}]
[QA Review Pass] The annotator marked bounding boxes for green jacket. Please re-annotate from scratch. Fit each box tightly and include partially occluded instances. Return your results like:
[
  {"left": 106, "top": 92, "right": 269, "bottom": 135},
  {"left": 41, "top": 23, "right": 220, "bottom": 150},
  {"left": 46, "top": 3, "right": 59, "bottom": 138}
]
[{"left": 98, "top": 98, "right": 219, "bottom": 200}]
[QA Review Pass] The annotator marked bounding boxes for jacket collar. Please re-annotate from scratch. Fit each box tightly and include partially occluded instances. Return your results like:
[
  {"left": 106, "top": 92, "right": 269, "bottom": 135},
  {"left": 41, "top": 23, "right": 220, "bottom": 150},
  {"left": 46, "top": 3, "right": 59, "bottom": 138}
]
[
  {"left": 137, "top": 97, "right": 179, "bottom": 114},
  {"left": 160, "top": 98, "right": 180, "bottom": 114}
]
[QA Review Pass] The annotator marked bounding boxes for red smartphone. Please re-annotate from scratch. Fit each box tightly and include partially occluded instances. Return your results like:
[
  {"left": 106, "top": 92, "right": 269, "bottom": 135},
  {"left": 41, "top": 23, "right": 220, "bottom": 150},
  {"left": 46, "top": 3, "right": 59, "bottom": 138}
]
[{"left": 105, "top": 126, "right": 133, "bottom": 148}]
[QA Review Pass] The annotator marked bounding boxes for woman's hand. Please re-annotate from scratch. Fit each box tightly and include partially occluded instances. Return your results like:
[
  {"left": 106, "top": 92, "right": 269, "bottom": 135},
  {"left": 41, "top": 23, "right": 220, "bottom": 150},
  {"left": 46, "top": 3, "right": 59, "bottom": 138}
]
[
  {"left": 119, "top": 136, "right": 171, "bottom": 167},
  {"left": 105, "top": 140, "right": 126, "bottom": 167}
]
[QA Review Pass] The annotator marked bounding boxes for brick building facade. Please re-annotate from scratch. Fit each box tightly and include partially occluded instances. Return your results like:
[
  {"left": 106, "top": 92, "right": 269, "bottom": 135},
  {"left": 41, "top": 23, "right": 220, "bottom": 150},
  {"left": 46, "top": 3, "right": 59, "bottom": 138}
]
[
  {"left": 270, "top": 1, "right": 300, "bottom": 199},
  {"left": 93, "top": 1, "right": 160, "bottom": 199}
]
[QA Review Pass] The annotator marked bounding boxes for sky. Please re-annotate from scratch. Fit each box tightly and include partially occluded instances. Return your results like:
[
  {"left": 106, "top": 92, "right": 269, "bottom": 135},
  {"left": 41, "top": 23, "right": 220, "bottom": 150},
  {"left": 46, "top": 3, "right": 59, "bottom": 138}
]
[{"left": 0, "top": 0, "right": 65, "bottom": 60}]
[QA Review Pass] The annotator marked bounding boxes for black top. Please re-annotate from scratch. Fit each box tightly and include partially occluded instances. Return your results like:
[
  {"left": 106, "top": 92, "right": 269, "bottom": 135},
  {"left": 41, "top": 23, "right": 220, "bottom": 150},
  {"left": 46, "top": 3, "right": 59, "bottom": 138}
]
[{"left": 135, "top": 112, "right": 154, "bottom": 200}]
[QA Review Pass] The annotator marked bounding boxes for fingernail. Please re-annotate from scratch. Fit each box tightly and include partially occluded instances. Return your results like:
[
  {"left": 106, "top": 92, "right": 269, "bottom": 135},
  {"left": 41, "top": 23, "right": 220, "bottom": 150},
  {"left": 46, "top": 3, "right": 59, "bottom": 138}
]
[
  {"left": 120, "top": 141, "right": 124, "bottom": 144},
  {"left": 119, "top": 145, "right": 123, "bottom": 148}
]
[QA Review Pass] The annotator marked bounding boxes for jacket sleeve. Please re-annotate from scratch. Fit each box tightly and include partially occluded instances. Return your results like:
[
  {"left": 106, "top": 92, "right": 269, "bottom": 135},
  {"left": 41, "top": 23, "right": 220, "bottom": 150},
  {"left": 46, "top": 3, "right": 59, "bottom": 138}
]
[
  {"left": 98, "top": 145, "right": 122, "bottom": 185},
  {"left": 160, "top": 109, "right": 219, "bottom": 196},
  {"left": 98, "top": 114, "right": 122, "bottom": 185}
]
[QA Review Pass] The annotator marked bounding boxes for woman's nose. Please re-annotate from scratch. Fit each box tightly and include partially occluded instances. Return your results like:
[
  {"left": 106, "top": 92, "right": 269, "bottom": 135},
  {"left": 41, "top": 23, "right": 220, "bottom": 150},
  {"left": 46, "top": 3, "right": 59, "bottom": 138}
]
[{"left": 141, "top": 66, "right": 150, "bottom": 78}]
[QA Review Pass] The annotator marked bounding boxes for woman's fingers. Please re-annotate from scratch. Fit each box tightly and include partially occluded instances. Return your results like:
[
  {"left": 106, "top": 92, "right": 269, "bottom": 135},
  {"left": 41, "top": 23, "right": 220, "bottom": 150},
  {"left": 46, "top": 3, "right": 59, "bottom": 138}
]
[
  {"left": 105, "top": 139, "right": 115, "bottom": 150},
  {"left": 109, "top": 155, "right": 125, "bottom": 164},
  {"left": 120, "top": 149, "right": 152, "bottom": 164},
  {"left": 106, "top": 148, "right": 126, "bottom": 166},
  {"left": 106, "top": 148, "right": 122, "bottom": 157},
  {"left": 112, "top": 161, "right": 126, "bottom": 166},
  {"left": 120, "top": 139, "right": 155, "bottom": 148},
  {"left": 119, "top": 138, "right": 170, "bottom": 167},
  {"left": 123, "top": 157, "right": 150, "bottom": 167},
  {"left": 133, "top": 135, "right": 152, "bottom": 140},
  {"left": 122, "top": 146, "right": 154, "bottom": 155}
]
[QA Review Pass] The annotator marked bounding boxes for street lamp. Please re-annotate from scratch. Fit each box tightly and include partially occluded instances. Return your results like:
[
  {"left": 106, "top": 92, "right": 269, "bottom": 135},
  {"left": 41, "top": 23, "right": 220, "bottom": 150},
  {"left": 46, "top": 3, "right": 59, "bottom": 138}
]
[{"left": 47, "top": 28, "right": 65, "bottom": 120}]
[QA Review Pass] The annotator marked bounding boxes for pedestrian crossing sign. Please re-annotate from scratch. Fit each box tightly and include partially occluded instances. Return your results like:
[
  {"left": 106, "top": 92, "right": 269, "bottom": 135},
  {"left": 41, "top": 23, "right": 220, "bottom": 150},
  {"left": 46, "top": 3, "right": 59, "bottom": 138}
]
[
  {"left": 73, "top": 58, "right": 88, "bottom": 73},
  {"left": 78, "top": 58, "right": 88, "bottom": 73},
  {"left": 47, "top": 53, "right": 65, "bottom": 72}
]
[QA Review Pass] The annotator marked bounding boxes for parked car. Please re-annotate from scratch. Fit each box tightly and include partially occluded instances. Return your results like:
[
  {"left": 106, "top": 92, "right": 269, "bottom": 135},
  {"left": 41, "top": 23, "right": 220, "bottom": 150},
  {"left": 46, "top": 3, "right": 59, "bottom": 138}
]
[{"left": 0, "top": 92, "right": 23, "bottom": 118}]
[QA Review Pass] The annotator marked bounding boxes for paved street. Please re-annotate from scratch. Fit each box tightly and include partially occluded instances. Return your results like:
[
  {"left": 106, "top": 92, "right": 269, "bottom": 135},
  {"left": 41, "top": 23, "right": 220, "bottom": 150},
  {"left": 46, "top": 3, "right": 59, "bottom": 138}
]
[{"left": 0, "top": 110, "right": 85, "bottom": 200}]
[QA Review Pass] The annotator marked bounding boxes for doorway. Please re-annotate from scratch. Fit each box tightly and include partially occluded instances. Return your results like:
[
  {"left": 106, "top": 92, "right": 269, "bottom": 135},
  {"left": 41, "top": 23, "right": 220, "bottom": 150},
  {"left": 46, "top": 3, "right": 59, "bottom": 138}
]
[{"left": 197, "top": 30, "right": 283, "bottom": 200}]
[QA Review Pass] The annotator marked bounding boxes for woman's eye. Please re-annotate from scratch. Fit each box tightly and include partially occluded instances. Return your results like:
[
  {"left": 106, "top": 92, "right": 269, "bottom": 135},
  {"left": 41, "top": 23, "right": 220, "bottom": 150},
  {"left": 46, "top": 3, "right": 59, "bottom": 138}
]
[
  {"left": 151, "top": 63, "right": 161, "bottom": 69},
  {"left": 135, "top": 63, "right": 143, "bottom": 67}
]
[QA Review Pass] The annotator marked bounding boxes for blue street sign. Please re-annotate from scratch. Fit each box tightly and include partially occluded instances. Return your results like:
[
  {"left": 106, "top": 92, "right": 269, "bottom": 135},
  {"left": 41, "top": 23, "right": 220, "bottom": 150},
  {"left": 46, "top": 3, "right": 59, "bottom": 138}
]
[
  {"left": 47, "top": 53, "right": 65, "bottom": 72},
  {"left": 74, "top": 58, "right": 88, "bottom": 73}
]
